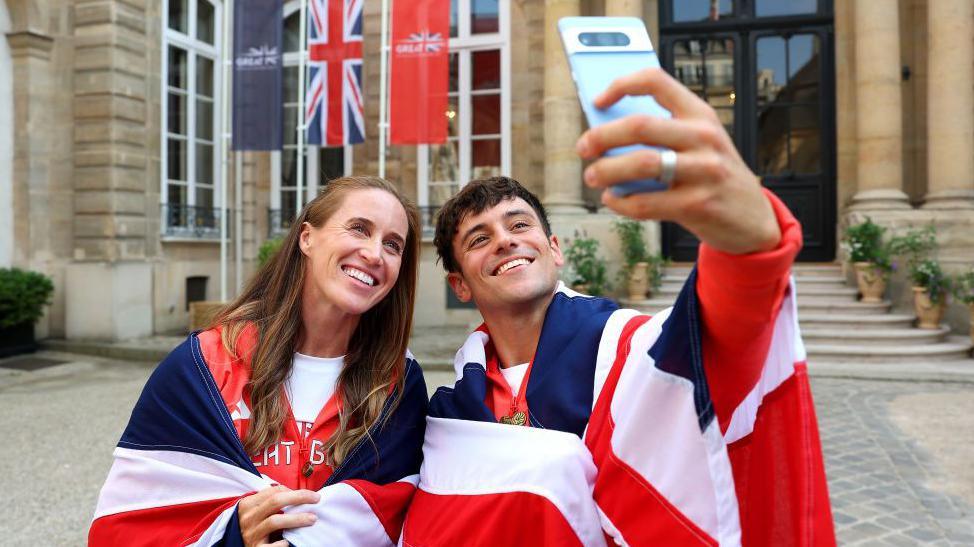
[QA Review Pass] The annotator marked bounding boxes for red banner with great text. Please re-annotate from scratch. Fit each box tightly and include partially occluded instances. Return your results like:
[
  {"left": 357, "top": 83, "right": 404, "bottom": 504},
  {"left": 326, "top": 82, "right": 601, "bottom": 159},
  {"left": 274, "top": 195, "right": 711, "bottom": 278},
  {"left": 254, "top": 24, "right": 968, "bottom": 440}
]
[{"left": 389, "top": 0, "right": 449, "bottom": 144}]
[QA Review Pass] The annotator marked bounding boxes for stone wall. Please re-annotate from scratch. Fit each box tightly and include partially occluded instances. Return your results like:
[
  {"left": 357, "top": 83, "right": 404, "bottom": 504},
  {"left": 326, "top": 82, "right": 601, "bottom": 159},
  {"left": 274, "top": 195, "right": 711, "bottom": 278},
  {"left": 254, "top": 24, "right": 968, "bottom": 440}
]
[{"left": 0, "top": 1, "right": 12, "bottom": 267}]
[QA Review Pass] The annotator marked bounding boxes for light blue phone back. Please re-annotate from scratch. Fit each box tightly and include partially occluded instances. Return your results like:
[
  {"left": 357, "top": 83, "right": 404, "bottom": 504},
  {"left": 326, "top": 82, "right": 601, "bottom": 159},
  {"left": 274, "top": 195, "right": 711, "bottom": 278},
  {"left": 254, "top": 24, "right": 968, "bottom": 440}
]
[{"left": 559, "top": 17, "right": 672, "bottom": 195}]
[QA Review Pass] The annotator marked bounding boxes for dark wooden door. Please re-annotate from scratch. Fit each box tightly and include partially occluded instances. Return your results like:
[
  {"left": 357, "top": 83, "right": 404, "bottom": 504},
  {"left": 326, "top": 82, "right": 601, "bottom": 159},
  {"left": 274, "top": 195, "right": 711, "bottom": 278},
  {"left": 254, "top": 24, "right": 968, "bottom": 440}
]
[{"left": 658, "top": 1, "right": 836, "bottom": 262}]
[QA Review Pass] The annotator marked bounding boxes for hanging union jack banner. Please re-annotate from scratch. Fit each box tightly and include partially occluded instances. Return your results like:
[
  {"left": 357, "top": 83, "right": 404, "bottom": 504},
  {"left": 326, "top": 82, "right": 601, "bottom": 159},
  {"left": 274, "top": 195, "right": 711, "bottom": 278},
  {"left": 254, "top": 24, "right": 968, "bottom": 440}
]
[
  {"left": 306, "top": 0, "right": 365, "bottom": 147},
  {"left": 390, "top": 0, "right": 449, "bottom": 144}
]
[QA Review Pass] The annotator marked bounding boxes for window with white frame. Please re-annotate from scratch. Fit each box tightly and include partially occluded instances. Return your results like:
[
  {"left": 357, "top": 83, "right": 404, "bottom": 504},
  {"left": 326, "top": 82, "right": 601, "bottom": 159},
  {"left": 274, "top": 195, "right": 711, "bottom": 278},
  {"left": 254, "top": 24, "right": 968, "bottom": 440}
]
[
  {"left": 418, "top": 0, "right": 510, "bottom": 234},
  {"left": 270, "top": 2, "right": 352, "bottom": 237},
  {"left": 162, "top": 0, "right": 222, "bottom": 237}
]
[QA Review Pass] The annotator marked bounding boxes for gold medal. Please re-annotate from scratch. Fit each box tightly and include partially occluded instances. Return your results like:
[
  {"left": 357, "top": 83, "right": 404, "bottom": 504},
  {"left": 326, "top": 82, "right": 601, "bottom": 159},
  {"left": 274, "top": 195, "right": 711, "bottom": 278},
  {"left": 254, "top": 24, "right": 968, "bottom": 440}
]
[
  {"left": 499, "top": 411, "right": 527, "bottom": 426},
  {"left": 301, "top": 461, "right": 314, "bottom": 477},
  {"left": 511, "top": 411, "right": 527, "bottom": 426}
]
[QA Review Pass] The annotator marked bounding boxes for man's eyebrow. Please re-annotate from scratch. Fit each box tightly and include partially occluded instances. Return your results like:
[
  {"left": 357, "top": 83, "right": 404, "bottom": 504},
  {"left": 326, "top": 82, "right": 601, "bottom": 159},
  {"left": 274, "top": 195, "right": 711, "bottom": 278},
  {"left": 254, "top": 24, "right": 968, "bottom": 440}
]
[{"left": 504, "top": 209, "right": 533, "bottom": 220}]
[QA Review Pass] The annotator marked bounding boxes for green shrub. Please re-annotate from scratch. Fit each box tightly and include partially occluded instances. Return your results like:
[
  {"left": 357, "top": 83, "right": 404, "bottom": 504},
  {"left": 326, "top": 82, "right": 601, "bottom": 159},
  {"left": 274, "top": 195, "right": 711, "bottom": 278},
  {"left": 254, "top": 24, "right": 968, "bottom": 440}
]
[
  {"left": 565, "top": 234, "right": 608, "bottom": 297},
  {"left": 952, "top": 269, "right": 974, "bottom": 305},
  {"left": 0, "top": 268, "right": 55, "bottom": 328},
  {"left": 843, "top": 217, "right": 893, "bottom": 273},
  {"left": 888, "top": 225, "right": 948, "bottom": 300},
  {"left": 909, "top": 259, "right": 951, "bottom": 303},
  {"left": 611, "top": 219, "right": 669, "bottom": 292},
  {"left": 257, "top": 237, "right": 284, "bottom": 268},
  {"left": 613, "top": 219, "right": 649, "bottom": 269}
]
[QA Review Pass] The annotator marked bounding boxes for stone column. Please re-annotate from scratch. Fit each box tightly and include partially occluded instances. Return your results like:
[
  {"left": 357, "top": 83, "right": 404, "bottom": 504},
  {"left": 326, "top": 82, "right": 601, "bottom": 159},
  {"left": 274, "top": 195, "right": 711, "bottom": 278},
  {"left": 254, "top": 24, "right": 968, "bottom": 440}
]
[
  {"left": 605, "top": 0, "right": 642, "bottom": 17},
  {"left": 543, "top": 0, "right": 586, "bottom": 214},
  {"left": 923, "top": 0, "right": 974, "bottom": 209},
  {"left": 848, "top": 0, "right": 910, "bottom": 210},
  {"left": 66, "top": 0, "right": 153, "bottom": 340}
]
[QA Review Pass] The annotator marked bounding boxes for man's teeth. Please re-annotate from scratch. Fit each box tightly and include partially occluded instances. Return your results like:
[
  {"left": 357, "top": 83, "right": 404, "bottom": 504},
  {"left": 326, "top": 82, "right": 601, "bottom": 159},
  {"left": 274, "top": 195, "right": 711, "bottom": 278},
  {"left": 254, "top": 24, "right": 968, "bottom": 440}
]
[
  {"left": 496, "top": 258, "right": 530, "bottom": 275},
  {"left": 343, "top": 267, "right": 375, "bottom": 286}
]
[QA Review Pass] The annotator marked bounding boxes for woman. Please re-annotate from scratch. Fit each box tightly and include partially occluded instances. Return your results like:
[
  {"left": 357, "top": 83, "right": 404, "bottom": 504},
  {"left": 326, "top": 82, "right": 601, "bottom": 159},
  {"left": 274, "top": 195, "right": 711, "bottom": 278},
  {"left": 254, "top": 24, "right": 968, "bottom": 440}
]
[{"left": 89, "top": 177, "right": 428, "bottom": 546}]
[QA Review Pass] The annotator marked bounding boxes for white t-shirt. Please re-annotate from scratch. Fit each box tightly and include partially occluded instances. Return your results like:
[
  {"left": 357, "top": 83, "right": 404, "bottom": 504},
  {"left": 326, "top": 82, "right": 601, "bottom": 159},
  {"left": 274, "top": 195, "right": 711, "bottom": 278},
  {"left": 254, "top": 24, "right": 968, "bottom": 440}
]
[
  {"left": 285, "top": 352, "right": 344, "bottom": 427},
  {"left": 499, "top": 362, "right": 530, "bottom": 397}
]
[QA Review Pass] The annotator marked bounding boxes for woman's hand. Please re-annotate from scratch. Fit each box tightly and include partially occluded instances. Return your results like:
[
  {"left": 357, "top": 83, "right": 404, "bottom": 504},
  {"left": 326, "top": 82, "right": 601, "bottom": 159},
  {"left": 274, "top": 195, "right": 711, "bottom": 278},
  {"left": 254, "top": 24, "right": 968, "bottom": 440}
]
[
  {"left": 238, "top": 485, "right": 320, "bottom": 547},
  {"left": 575, "top": 67, "right": 781, "bottom": 255}
]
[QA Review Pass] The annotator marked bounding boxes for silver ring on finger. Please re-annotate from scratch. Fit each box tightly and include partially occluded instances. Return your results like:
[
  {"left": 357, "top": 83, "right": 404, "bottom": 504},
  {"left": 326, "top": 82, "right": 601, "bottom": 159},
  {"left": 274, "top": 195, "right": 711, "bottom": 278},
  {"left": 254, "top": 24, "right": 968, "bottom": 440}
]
[{"left": 659, "top": 149, "right": 677, "bottom": 185}]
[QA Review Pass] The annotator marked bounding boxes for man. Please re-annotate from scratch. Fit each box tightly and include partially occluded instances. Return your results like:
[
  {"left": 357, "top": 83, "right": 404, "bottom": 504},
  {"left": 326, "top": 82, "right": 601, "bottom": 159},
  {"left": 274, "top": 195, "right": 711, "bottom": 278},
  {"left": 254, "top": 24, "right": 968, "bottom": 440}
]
[{"left": 401, "top": 68, "right": 834, "bottom": 546}]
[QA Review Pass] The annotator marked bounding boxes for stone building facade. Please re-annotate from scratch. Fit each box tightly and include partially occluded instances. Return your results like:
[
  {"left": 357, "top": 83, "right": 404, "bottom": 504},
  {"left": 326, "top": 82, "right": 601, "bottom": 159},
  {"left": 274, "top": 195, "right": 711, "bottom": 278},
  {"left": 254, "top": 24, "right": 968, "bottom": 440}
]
[{"left": 1, "top": 0, "right": 972, "bottom": 340}]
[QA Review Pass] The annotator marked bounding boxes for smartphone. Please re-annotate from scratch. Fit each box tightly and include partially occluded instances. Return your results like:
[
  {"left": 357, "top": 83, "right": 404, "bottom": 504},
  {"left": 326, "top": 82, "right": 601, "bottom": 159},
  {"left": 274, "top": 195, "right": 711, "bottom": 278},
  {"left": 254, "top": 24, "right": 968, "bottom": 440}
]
[{"left": 558, "top": 17, "right": 672, "bottom": 196}]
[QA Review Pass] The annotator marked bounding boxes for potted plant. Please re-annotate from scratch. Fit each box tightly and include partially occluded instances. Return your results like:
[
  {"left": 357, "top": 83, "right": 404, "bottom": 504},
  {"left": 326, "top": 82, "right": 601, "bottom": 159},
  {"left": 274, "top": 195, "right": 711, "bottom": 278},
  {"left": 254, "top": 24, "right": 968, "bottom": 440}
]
[
  {"left": 889, "top": 226, "right": 946, "bottom": 329},
  {"left": 613, "top": 219, "right": 650, "bottom": 300},
  {"left": 0, "top": 268, "right": 55, "bottom": 358},
  {"left": 842, "top": 218, "right": 893, "bottom": 302},
  {"left": 908, "top": 259, "right": 950, "bottom": 329},
  {"left": 952, "top": 268, "right": 974, "bottom": 342},
  {"left": 565, "top": 233, "right": 608, "bottom": 297}
]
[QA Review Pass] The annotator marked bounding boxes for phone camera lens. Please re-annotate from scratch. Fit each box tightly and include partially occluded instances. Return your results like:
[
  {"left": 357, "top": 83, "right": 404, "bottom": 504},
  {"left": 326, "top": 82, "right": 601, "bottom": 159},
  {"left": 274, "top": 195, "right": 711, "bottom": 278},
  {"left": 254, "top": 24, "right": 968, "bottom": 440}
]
[{"left": 578, "top": 32, "right": 630, "bottom": 47}]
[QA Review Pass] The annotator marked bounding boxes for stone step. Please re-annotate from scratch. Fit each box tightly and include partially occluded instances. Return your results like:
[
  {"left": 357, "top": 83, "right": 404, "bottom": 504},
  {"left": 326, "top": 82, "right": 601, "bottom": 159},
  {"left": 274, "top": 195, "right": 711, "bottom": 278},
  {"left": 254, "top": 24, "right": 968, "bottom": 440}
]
[
  {"left": 805, "top": 336, "right": 973, "bottom": 363},
  {"left": 801, "top": 326, "right": 950, "bottom": 346},
  {"left": 654, "top": 284, "right": 859, "bottom": 301},
  {"left": 660, "top": 275, "right": 851, "bottom": 291},
  {"left": 797, "top": 300, "right": 892, "bottom": 315},
  {"left": 665, "top": 263, "right": 843, "bottom": 278},
  {"left": 799, "top": 313, "right": 917, "bottom": 330},
  {"left": 621, "top": 298, "right": 891, "bottom": 316}
]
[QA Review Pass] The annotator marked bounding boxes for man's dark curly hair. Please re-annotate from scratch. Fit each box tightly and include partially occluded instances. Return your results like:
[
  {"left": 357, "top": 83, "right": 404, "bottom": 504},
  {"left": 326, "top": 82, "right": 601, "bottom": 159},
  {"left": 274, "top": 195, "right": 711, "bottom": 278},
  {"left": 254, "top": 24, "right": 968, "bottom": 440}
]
[{"left": 433, "top": 176, "right": 552, "bottom": 273}]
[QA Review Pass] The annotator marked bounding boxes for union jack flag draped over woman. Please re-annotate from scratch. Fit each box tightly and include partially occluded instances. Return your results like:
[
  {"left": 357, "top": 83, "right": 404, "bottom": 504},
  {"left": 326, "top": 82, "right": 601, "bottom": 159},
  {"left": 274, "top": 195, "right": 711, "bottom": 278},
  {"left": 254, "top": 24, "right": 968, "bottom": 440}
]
[
  {"left": 305, "top": 0, "right": 365, "bottom": 146},
  {"left": 88, "top": 331, "right": 426, "bottom": 546}
]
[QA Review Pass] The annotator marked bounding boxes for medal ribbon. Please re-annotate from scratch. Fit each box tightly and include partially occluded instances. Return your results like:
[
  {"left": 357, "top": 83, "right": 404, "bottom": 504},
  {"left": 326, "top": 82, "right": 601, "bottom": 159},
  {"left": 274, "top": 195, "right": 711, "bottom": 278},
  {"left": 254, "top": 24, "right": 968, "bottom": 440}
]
[{"left": 483, "top": 340, "right": 534, "bottom": 426}]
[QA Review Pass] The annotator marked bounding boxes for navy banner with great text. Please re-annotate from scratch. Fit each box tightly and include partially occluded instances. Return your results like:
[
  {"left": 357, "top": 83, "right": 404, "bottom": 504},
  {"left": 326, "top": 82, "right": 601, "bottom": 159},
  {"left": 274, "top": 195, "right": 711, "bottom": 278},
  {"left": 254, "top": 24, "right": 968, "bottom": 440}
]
[{"left": 232, "top": 0, "right": 283, "bottom": 151}]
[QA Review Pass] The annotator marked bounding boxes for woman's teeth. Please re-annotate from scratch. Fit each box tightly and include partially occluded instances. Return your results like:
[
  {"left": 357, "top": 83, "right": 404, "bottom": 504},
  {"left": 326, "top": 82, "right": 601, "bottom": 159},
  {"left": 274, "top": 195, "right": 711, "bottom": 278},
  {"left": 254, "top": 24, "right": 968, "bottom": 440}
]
[{"left": 343, "top": 266, "right": 375, "bottom": 286}]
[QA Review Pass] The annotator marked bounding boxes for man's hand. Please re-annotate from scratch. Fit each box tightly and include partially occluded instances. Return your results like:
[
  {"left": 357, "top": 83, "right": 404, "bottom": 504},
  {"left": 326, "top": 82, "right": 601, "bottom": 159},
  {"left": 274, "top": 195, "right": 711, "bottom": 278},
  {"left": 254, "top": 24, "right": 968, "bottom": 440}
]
[
  {"left": 575, "top": 67, "right": 781, "bottom": 255},
  {"left": 238, "top": 485, "right": 320, "bottom": 547}
]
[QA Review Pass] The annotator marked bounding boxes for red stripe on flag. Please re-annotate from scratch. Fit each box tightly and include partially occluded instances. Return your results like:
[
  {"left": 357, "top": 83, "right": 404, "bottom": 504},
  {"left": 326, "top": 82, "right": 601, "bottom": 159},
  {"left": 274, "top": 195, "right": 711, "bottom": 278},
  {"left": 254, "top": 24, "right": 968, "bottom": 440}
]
[
  {"left": 404, "top": 490, "right": 584, "bottom": 546},
  {"left": 88, "top": 495, "right": 247, "bottom": 547},
  {"left": 584, "top": 315, "right": 718, "bottom": 546},
  {"left": 389, "top": 0, "right": 449, "bottom": 144},
  {"left": 727, "top": 363, "right": 836, "bottom": 547},
  {"left": 345, "top": 480, "right": 418, "bottom": 543}
]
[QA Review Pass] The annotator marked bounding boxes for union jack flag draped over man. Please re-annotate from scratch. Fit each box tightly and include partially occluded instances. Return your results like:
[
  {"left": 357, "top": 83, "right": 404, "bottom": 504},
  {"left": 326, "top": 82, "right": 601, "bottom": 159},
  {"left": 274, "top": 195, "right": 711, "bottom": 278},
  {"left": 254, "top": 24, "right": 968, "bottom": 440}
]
[{"left": 306, "top": 0, "right": 365, "bottom": 146}]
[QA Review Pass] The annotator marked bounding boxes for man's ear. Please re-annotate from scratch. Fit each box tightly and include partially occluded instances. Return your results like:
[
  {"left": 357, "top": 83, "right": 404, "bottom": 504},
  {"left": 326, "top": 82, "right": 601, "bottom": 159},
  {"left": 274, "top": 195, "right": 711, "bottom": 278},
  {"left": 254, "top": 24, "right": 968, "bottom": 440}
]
[
  {"left": 447, "top": 272, "right": 473, "bottom": 303},
  {"left": 549, "top": 234, "right": 565, "bottom": 268},
  {"left": 298, "top": 222, "right": 313, "bottom": 257}
]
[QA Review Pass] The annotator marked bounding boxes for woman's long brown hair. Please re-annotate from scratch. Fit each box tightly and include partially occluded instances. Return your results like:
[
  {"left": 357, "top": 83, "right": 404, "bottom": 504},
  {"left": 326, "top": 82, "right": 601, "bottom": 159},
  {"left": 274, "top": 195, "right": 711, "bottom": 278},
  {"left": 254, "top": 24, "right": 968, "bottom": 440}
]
[{"left": 212, "top": 176, "right": 421, "bottom": 465}]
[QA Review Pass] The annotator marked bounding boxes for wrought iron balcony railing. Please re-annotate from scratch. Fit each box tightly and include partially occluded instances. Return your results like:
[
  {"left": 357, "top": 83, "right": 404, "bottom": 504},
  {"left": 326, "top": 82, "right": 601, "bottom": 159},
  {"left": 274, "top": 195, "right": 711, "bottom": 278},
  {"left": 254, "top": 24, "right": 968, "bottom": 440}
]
[{"left": 162, "top": 204, "right": 227, "bottom": 239}]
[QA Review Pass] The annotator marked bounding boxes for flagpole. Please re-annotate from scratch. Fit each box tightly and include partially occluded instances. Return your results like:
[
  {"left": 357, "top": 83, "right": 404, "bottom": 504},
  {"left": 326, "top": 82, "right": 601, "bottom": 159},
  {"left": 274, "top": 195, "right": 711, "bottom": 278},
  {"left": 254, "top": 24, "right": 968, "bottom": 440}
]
[
  {"left": 234, "top": 151, "right": 243, "bottom": 294},
  {"left": 378, "top": 0, "right": 390, "bottom": 178},
  {"left": 296, "top": 0, "right": 308, "bottom": 218},
  {"left": 220, "top": 0, "right": 233, "bottom": 301}
]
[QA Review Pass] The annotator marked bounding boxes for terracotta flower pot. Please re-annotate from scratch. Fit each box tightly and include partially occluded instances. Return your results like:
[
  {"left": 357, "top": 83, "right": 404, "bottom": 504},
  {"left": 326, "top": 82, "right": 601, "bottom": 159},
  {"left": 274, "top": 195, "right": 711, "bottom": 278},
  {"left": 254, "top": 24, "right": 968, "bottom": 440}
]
[
  {"left": 853, "top": 262, "right": 887, "bottom": 303},
  {"left": 627, "top": 262, "right": 650, "bottom": 301},
  {"left": 912, "top": 287, "right": 945, "bottom": 329}
]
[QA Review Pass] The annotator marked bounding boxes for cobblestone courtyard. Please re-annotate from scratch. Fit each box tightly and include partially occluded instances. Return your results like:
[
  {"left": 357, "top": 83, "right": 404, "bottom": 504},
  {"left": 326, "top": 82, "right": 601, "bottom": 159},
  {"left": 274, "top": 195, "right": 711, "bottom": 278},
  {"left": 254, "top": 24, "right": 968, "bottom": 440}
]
[{"left": 0, "top": 352, "right": 971, "bottom": 545}]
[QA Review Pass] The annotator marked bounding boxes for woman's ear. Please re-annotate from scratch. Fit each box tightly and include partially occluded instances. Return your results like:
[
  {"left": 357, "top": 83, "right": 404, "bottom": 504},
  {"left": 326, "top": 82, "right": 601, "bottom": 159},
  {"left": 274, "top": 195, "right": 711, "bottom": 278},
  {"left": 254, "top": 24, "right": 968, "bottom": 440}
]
[{"left": 299, "top": 222, "right": 314, "bottom": 257}]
